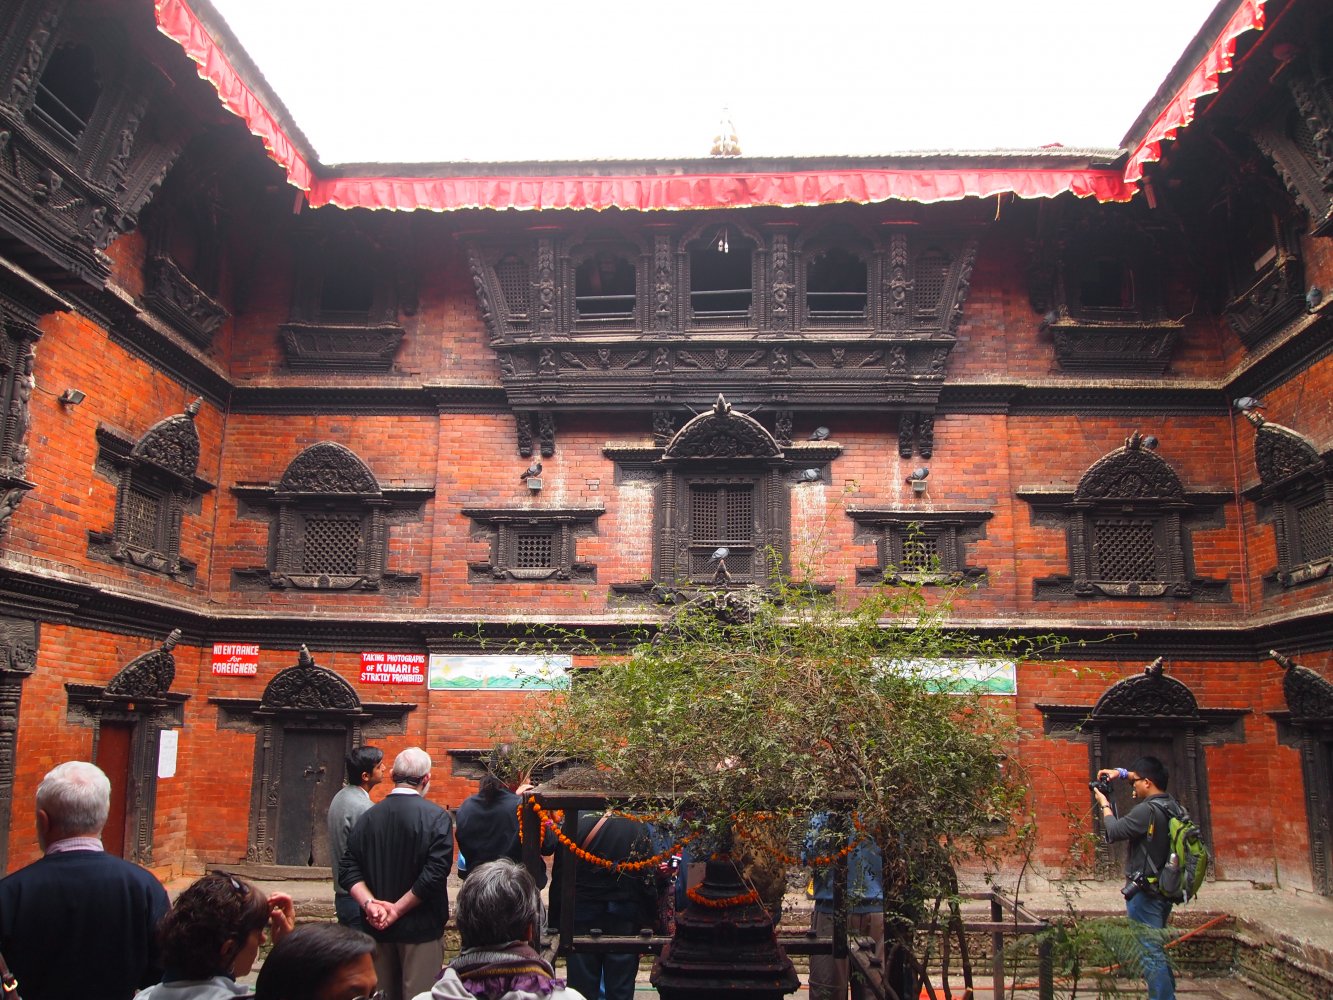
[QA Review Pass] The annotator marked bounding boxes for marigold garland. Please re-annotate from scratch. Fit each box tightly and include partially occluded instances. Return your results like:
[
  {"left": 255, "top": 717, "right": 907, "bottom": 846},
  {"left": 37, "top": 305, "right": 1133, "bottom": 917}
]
[
  {"left": 526, "top": 799, "right": 694, "bottom": 872},
  {"left": 731, "top": 811, "right": 864, "bottom": 867},
  {"left": 685, "top": 884, "right": 761, "bottom": 909}
]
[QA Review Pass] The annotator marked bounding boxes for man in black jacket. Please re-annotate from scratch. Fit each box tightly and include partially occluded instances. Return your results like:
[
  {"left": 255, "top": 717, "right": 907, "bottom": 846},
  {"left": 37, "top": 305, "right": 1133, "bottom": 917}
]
[
  {"left": 1093, "top": 755, "right": 1179, "bottom": 1000},
  {"left": 0, "top": 760, "right": 170, "bottom": 1000},
  {"left": 341, "top": 747, "right": 453, "bottom": 1000}
]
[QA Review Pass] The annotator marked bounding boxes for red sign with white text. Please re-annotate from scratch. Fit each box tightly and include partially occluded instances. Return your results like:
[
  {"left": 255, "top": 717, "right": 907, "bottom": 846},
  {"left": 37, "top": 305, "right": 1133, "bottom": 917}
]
[
  {"left": 360, "top": 652, "right": 426, "bottom": 685},
  {"left": 212, "top": 643, "right": 259, "bottom": 676}
]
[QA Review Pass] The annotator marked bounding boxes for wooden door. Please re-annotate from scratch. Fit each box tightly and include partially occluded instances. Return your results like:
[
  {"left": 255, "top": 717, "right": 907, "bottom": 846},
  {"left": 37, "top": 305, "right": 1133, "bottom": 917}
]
[
  {"left": 97, "top": 722, "right": 134, "bottom": 858},
  {"left": 1098, "top": 735, "right": 1179, "bottom": 874},
  {"left": 275, "top": 729, "right": 344, "bottom": 866}
]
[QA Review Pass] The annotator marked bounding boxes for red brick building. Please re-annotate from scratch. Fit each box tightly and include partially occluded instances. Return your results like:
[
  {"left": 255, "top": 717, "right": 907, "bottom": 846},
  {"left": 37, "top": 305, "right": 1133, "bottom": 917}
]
[{"left": 0, "top": 0, "right": 1330, "bottom": 896}]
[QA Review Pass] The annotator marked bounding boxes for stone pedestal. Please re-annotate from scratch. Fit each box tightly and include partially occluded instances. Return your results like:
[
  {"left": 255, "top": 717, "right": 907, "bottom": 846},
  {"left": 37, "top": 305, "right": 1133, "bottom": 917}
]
[{"left": 651, "top": 857, "right": 800, "bottom": 999}]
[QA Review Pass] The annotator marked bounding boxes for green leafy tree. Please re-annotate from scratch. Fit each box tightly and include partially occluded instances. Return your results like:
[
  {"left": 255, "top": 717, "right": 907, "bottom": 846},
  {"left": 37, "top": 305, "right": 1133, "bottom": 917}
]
[{"left": 507, "top": 565, "right": 1060, "bottom": 994}]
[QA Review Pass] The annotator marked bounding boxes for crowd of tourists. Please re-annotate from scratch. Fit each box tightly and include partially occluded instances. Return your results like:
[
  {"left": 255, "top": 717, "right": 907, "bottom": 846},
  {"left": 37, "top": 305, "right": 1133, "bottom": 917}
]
[{"left": 0, "top": 750, "right": 1186, "bottom": 1000}]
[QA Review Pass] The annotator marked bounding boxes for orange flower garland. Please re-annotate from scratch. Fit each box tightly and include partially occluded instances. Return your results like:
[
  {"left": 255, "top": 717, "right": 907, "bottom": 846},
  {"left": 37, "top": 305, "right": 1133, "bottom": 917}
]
[
  {"left": 731, "top": 811, "right": 864, "bottom": 867},
  {"left": 685, "top": 884, "right": 761, "bottom": 909},
  {"left": 526, "top": 799, "right": 694, "bottom": 872}
]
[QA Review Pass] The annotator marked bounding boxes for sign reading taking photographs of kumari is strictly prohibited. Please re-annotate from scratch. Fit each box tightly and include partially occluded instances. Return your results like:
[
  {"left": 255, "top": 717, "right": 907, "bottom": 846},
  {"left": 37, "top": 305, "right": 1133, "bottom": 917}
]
[
  {"left": 212, "top": 642, "right": 260, "bottom": 676},
  {"left": 360, "top": 652, "right": 427, "bottom": 685},
  {"left": 428, "top": 654, "right": 572, "bottom": 691}
]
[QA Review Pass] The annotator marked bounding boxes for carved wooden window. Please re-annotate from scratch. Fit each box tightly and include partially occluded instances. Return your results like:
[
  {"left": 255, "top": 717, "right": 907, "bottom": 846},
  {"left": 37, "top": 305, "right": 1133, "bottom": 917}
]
[
  {"left": 495, "top": 255, "right": 530, "bottom": 323},
  {"left": 574, "top": 252, "right": 636, "bottom": 321},
  {"left": 688, "top": 482, "right": 756, "bottom": 580},
  {"left": 688, "top": 232, "right": 754, "bottom": 325},
  {"left": 31, "top": 43, "right": 99, "bottom": 144},
  {"left": 1075, "top": 257, "right": 1136, "bottom": 315},
  {"left": 1021, "top": 435, "right": 1229, "bottom": 602},
  {"left": 232, "top": 442, "right": 430, "bottom": 593},
  {"left": 281, "top": 220, "right": 406, "bottom": 371},
  {"left": 806, "top": 248, "right": 868, "bottom": 320},
  {"left": 1214, "top": 193, "right": 1305, "bottom": 348},
  {"left": 913, "top": 249, "right": 951, "bottom": 317},
  {"left": 1242, "top": 416, "right": 1333, "bottom": 589},
  {"left": 463, "top": 508, "right": 603, "bottom": 583},
  {"left": 849, "top": 511, "right": 991, "bottom": 585},
  {"left": 90, "top": 401, "right": 210, "bottom": 584}
]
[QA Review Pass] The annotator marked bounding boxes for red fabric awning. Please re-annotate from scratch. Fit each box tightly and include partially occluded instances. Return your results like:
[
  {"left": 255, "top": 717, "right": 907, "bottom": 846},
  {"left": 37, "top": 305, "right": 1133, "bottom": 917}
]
[
  {"left": 154, "top": 0, "right": 1263, "bottom": 213},
  {"left": 1123, "top": 0, "right": 1266, "bottom": 183}
]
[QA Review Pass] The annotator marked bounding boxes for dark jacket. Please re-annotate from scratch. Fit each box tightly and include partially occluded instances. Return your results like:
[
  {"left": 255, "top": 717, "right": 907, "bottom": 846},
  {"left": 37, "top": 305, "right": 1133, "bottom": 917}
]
[
  {"left": 1102, "top": 792, "right": 1177, "bottom": 878},
  {"left": 341, "top": 790, "right": 454, "bottom": 943},
  {"left": 0, "top": 848, "right": 170, "bottom": 1000},
  {"left": 573, "top": 811, "right": 655, "bottom": 904},
  {"left": 455, "top": 788, "right": 553, "bottom": 888}
]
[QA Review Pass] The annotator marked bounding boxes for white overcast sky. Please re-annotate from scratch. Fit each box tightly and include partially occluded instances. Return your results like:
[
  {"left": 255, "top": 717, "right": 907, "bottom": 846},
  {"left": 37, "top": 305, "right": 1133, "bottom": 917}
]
[{"left": 207, "top": 0, "right": 1225, "bottom": 165}]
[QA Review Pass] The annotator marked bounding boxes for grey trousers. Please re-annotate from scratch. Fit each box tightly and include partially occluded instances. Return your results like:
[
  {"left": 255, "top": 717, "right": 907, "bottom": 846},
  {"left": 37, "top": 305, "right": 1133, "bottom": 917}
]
[{"left": 373, "top": 936, "right": 445, "bottom": 1000}]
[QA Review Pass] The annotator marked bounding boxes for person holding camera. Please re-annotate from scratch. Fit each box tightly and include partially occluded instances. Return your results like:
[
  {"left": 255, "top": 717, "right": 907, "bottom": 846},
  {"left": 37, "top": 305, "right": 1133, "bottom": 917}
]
[{"left": 1092, "top": 756, "right": 1177, "bottom": 1000}]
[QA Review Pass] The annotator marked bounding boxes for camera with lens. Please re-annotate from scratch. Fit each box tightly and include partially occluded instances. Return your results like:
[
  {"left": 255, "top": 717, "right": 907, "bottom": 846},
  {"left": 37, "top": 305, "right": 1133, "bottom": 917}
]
[
  {"left": 1089, "top": 777, "right": 1114, "bottom": 797},
  {"left": 1121, "top": 873, "right": 1145, "bottom": 900}
]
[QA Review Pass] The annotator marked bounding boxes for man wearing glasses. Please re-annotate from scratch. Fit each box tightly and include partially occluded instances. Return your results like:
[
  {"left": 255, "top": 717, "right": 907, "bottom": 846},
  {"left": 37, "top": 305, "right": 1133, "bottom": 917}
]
[{"left": 1092, "top": 756, "right": 1178, "bottom": 1000}]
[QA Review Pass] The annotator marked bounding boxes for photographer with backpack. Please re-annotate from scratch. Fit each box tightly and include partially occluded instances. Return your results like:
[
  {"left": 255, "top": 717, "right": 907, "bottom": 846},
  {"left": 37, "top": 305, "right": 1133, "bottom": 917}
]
[{"left": 1092, "top": 756, "right": 1184, "bottom": 1000}]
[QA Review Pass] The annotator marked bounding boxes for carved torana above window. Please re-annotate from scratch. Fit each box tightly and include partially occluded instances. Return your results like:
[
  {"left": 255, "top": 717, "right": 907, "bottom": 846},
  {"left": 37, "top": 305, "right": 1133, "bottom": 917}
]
[
  {"left": 1240, "top": 410, "right": 1333, "bottom": 590},
  {"left": 1020, "top": 432, "right": 1230, "bottom": 602},
  {"left": 232, "top": 442, "right": 431, "bottom": 592}
]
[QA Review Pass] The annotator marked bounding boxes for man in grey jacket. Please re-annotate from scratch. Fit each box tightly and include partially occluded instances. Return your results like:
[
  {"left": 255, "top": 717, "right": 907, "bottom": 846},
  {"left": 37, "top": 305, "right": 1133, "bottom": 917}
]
[{"left": 328, "top": 745, "right": 384, "bottom": 928}]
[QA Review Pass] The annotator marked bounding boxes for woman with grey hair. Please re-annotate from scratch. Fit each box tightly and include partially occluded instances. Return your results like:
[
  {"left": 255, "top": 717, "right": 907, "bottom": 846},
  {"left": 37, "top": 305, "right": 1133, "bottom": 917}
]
[{"left": 413, "top": 859, "right": 584, "bottom": 1000}]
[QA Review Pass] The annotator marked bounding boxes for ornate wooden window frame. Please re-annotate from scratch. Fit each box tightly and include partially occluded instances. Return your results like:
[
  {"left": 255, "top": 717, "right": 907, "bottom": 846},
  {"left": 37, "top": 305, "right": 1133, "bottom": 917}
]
[
  {"left": 566, "top": 234, "right": 646, "bottom": 334},
  {"left": 1038, "top": 658, "right": 1246, "bottom": 879},
  {"left": 848, "top": 509, "right": 992, "bottom": 585},
  {"left": 463, "top": 506, "right": 604, "bottom": 582},
  {"left": 1214, "top": 194, "right": 1307, "bottom": 349},
  {"left": 679, "top": 216, "right": 764, "bottom": 332},
  {"left": 1270, "top": 651, "right": 1333, "bottom": 895},
  {"left": 232, "top": 442, "right": 431, "bottom": 593},
  {"left": 1251, "top": 59, "right": 1333, "bottom": 238},
  {"left": 796, "top": 227, "right": 875, "bottom": 332},
  {"left": 90, "top": 399, "right": 212, "bottom": 583},
  {"left": 0, "top": 3, "right": 190, "bottom": 286},
  {"left": 0, "top": 262, "right": 65, "bottom": 538},
  {"left": 1028, "top": 205, "right": 1183, "bottom": 375},
  {"left": 1019, "top": 433, "right": 1230, "bottom": 602},
  {"left": 65, "top": 630, "right": 188, "bottom": 865},
  {"left": 1240, "top": 413, "right": 1333, "bottom": 591},
  {"left": 279, "top": 215, "right": 410, "bottom": 372}
]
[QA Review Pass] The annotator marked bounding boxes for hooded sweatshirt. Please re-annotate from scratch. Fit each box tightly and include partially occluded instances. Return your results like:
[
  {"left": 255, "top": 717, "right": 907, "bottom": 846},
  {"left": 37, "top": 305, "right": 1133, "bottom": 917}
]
[
  {"left": 135, "top": 975, "right": 253, "bottom": 1000},
  {"left": 413, "top": 943, "right": 585, "bottom": 1000}
]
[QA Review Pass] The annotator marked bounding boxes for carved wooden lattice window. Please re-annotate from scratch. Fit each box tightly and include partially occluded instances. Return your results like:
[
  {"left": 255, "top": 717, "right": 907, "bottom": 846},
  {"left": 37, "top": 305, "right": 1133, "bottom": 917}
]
[
  {"left": 913, "top": 249, "right": 950, "bottom": 316},
  {"left": 1021, "top": 435, "right": 1229, "bottom": 602},
  {"left": 90, "top": 401, "right": 209, "bottom": 583},
  {"left": 1244, "top": 417, "right": 1333, "bottom": 589},
  {"left": 689, "top": 483, "right": 755, "bottom": 579},
  {"left": 849, "top": 511, "right": 991, "bottom": 586},
  {"left": 495, "top": 255, "right": 530, "bottom": 322},
  {"left": 31, "top": 43, "right": 99, "bottom": 144},
  {"left": 301, "top": 513, "right": 364, "bottom": 576},
  {"left": 1092, "top": 517, "right": 1163, "bottom": 583},
  {"left": 463, "top": 508, "right": 603, "bottom": 583}
]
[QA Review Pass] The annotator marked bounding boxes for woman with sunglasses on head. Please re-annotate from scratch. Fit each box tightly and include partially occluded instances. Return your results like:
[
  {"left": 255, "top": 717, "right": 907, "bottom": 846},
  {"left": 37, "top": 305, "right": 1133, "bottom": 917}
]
[{"left": 138, "top": 871, "right": 296, "bottom": 999}]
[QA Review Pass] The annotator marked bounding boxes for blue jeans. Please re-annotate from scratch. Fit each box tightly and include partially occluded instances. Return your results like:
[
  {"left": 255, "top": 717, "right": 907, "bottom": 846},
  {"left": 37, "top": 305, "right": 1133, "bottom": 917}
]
[
  {"left": 567, "top": 898, "right": 641, "bottom": 1000},
  {"left": 1126, "top": 889, "right": 1174, "bottom": 1000}
]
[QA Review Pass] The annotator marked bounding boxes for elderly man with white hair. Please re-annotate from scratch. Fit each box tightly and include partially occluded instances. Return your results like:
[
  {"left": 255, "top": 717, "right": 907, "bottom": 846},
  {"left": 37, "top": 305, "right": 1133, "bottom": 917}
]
[
  {"left": 0, "top": 760, "right": 170, "bottom": 1000},
  {"left": 341, "top": 746, "right": 454, "bottom": 1000}
]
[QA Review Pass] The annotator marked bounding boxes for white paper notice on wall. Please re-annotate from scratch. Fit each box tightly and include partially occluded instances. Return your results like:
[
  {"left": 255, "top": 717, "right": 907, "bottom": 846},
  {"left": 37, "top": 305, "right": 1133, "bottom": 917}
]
[{"left": 158, "top": 729, "right": 179, "bottom": 779}]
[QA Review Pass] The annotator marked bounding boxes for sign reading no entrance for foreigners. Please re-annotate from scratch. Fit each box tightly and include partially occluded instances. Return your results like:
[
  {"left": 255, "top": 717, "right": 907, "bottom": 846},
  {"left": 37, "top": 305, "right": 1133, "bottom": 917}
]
[{"left": 212, "top": 642, "right": 259, "bottom": 676}]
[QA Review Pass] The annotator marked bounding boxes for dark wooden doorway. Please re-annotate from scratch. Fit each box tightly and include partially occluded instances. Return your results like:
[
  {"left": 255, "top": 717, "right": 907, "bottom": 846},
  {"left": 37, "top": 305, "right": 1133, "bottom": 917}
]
[
  {"left": 98, "top": 721, "right": 134, "bottom": 858},
  {"left": 1100, "top": 734, "right": 1181, "bottom": 874},
  {"left": 275, "top": 729, "right": 344, "bottom": 867}
]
